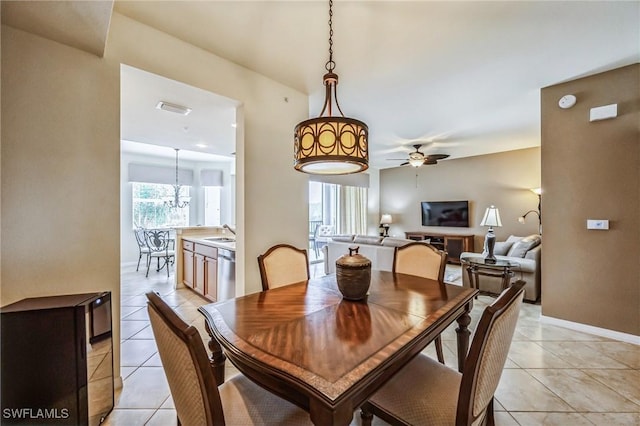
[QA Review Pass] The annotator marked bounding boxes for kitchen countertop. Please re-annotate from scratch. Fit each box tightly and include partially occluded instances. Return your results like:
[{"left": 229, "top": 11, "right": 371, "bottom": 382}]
[{"left": 182, "top": 235, "right": 236, "bottom": 251}]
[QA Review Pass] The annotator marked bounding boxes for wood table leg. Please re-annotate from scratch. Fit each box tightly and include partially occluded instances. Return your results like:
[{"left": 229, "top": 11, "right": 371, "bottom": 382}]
[
  {"left": 204, "top": 320, "right": 226, "bottom": 385},
  {"left": 455, "top": 302, "right": 473, "bottom": 373}
]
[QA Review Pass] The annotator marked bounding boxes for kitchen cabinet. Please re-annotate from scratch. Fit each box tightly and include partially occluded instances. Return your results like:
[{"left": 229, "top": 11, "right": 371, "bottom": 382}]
[
  {"left": 182, "top": 240, "right": 195, "bottom": 289},
  {"left": 183, "top": 240, "right": 218, "bottom": 302}
]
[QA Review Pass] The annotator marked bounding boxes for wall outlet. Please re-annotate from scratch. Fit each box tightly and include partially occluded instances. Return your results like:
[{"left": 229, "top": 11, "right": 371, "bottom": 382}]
[{"left": 587, "top": 219, "right": 609, "bottom": 230}]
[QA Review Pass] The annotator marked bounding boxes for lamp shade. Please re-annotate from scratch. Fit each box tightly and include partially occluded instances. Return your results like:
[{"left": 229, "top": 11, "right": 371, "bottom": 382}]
[
  {"left": 380, "top": 214, "right": 392, "bottom": 225},
  {"left": 480, "top": 205, "right": 502, "bottom": 227}
]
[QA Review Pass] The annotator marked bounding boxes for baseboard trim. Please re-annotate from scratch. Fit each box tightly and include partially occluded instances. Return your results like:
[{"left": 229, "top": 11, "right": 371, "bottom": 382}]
[
  {"left": 540, "top": 315, "right": 640, "bottom": 345},
  {"left": 114, "top": 375, "right": 123, "bottom": 390}
]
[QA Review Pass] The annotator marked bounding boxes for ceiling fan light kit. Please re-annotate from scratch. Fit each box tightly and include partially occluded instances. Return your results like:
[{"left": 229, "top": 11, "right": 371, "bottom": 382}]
[
  {"left": 388, "top": 144, "right": 449, "bottom": 168},
  {"left": 294, "top": 0, "right": 368, "bottom": 175}
]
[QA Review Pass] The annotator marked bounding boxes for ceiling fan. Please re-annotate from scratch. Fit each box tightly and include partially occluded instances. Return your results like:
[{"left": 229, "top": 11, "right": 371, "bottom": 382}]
[{"left": 387, "top": 144, "right": 449, "bottom": 167}]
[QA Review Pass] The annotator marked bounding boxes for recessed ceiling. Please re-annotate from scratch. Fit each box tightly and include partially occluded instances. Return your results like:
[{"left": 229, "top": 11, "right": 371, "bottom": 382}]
[{"left": 120, "top": 64, "right": 238, "bottom": 161}]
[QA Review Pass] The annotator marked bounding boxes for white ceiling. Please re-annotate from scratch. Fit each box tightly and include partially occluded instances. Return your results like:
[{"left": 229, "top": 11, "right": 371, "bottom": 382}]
[{"left": 4, "top": 1, "right": 639, "bottom": 168}]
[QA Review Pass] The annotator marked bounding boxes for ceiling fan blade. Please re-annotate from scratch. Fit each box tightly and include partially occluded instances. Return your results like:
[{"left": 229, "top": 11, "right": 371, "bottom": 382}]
[
  {"left": 400, "top": 162, "right": 409, "bottom": 166},
  {"left": 426, "top": 154, "right": 450, "bottom": 161},
  {"left": 386, "top": 158, "right": 409, "bottom": 161},
  {"left": 423, "top": 159, "right": 438, "bottom": 165}
]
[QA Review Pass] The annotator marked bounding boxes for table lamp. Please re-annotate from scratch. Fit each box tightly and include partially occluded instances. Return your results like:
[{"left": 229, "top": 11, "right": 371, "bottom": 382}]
[
  {"left": 480, "top": 205, "right": 502, "bottom": 264},
  {"left": 380, "top": 214, "right": 392, "bottom": 237}
]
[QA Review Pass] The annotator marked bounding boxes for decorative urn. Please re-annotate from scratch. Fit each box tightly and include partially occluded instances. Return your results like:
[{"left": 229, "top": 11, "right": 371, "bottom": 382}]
[{"left": 335, "top": 246, "right": 371, "bottom": 301}]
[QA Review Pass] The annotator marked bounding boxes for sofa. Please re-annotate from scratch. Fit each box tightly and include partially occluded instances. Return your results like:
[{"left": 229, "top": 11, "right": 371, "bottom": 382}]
[
  {"left": 322, "top": 234, "right": 421, "bottom": 274},
  {"left": 460, "top": 235, "right": 541, "bottom": 302}
]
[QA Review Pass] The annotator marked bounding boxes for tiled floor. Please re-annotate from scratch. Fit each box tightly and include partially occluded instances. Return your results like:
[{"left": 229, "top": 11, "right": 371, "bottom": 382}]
[{"left": 107, "top": 263, "right": 640, "bottom": 425}]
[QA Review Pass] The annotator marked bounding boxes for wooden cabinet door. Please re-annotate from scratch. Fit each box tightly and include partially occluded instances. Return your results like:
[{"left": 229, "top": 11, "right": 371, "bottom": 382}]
[
  {"left": 195, "top": 253, "right": 206, "bottom": 295},
  {"left": 182, "top": 249, "right": 195, "bottom": 288},
  {"left": 204, "top": 256, "right": 218, "bottom": 302}
]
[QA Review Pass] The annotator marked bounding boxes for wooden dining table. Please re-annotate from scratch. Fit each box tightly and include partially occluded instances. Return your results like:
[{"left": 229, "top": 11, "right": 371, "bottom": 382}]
[{"left": 198, "top": 270, "right": 478, "bottom": 425}]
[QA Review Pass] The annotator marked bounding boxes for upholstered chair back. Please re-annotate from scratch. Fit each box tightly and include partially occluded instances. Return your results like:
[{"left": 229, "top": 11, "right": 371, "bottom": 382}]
[
  {"left": 258, "top": 244, "right": 310, "bottom": 291},
  {"left": 393, "top": 242, "right": 447, "bottom": 283}
]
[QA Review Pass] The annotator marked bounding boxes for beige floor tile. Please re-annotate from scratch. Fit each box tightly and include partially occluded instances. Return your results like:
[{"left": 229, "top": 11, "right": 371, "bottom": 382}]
[
  {"left": 509, "top": 412, "right": 593, "bottom": 425},
  {"left": 582, "top": 341, "right": 640, "bottom": 369},
  {"left": 119, "top": 366, "right": 137, "bottom": 381},
  {"left": 582, "top": 368, "right": 640, "bottom": 406},
  {"left": 120, "top": 306, "right": 143, "bottom": 318},
  {"left": 145, "top": 409, "right": 178, "bottom": 426},
  {"left": 494, "top": 369, "right": 573, "bottom": 412},
  {"left": 160, "top": 397, "right": 175, "bottom": 409},
  {"left": 507, "top": 341, "right": 573, "bottom": 368},
  {"left": 123, "top": 307, "right": 150, "bottom": 321},
  {"left": 527, "top": 368, "right": 640, "bottom": 412},
  {"left": 535, "top": 341, "right": 630, "bottom": 368},
  {"left": 121, "top": 295, "right": 149, "bottom": 307},
  {"left": 102, "top": 409, "right": 154, "bottom": 426},
  {"left": 129, "top": 324, "right": 155, "bottom": 339},
  {"left": 582, "top": 412, "right": 640, "bottom": 425},
  {"left": 120, "top": 339, "right": 157, "bottom": 367},
  {"left": 115, "top": 367, "right": 171, "bottom": 409},
  {"left": 517, "top": 324, "right": 604, "bottom": 341},
  {"left": 493, "top": 411, "right": 520, "bottom": 426},
  {"left": 120, "top": 320, "right": 150, "bottom": 340}
]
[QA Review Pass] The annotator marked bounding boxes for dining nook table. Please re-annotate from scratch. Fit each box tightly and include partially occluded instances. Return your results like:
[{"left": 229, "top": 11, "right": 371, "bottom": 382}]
[{"left": 198, "top": 270, "right": 478, "bottom": 425}]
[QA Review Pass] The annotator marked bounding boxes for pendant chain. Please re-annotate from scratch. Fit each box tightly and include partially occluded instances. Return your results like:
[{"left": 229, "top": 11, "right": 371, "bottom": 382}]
[{"left": 325, "top": 0, "right": 335, "bottom": 73}]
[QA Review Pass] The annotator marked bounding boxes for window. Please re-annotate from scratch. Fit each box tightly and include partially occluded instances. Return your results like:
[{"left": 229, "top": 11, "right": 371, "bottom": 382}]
[
  {"left": 132, "top": 182, "right": 189, "bottom": 228},
  {"left": 204, "top": 186, "right": 222, "bottom": 226}
]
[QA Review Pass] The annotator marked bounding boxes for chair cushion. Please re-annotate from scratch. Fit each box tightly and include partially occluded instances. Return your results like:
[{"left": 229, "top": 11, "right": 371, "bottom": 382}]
[
  {"left": 506, "top": 234, "right": 541, "bottom": 258},
  {"left": 220, "top": 374, "right": 311, "bottom": 425},
  {"left": 493, "top": 241, "right": 514, "bottom": 256},
  {"left": 367, "top": 354, "right": 461, "bottom": 426}
]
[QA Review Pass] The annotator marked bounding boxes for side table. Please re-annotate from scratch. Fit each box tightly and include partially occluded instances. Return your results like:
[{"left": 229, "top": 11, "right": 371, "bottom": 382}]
[{"left": 461, "top": 256, "right": 518, "bottom": 294}]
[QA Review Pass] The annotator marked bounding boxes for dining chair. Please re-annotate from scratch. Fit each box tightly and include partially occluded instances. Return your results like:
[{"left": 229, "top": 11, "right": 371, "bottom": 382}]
[
  {"left": 143, "top": 229, "right": 176, "bottom": 277},
  {"left": 313, "top": 225, "right": 335, "bottom": 256},
  {"left": 360, "top": 281, "right": 526, "bottom": 426},
  {"left": 257, "top": 244, "right": 310, "bottom": 291},
  {"left": 133, "top": 227, "right": 150, "bottom": 272},
  {"left": 145, "top": 292, "right": 311, "bottom": 426},
  {"left": 393, "top": 242, "right": 448, "bottom": 363}
]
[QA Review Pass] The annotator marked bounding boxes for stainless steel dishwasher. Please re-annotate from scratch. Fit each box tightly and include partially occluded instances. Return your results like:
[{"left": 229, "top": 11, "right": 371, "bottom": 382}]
[{"left": 217, "top": 249, "right": 236, "bottom": 301}]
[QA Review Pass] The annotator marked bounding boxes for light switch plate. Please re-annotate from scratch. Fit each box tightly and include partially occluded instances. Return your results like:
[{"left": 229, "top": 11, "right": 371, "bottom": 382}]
[{"left": 587, "top": 219, "right": 609, "bottom": 230}]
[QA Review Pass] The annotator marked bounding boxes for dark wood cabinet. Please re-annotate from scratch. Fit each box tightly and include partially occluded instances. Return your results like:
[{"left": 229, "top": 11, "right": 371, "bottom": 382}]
[
  {"left": 1, "top": 292, "right": 114, "bottom": 425},
  {"left": 405, "top": 232, "right": 475, "bottom": 264}
]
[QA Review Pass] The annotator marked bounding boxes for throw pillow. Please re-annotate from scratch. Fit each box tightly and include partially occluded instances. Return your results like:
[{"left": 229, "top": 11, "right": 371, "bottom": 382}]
[
  {"left": 353, "top": 235, "right": 384, "bottom": 245},
  {"left": 506, "top": 234, "right": 541, "bottom": 258},
  {"left": 381, "top": 237, "right": 415, "bottom": 247},
  {"left": 331, "top": 234, "right": 355, "bottom": 243},
  {"left": 493, "top": 241, "right": 514, "bottom": 256}
]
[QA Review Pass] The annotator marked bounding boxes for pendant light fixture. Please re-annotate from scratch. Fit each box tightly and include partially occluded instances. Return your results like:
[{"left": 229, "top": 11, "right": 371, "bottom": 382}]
[
  {"left": 294, "top": 0, "right": 368, "bottom": 175},
  {"left": 165, "top": 148, "right": 189, "bottom": 209}
]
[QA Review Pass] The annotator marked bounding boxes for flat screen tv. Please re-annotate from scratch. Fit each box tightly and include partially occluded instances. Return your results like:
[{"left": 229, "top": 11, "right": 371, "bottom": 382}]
[{"left": 421, "top": 201, "right": 469, "bottom": 227}]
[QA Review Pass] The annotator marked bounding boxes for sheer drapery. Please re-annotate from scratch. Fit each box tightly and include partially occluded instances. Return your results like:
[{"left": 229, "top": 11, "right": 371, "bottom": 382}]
[{"left": 337, "top": 186, "right": 367, "bottom": 235}]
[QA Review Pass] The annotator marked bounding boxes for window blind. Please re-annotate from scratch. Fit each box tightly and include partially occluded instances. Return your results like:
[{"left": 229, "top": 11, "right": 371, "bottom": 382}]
[{"left": 128, "top": 163, "right": 193, "bottom": 185}]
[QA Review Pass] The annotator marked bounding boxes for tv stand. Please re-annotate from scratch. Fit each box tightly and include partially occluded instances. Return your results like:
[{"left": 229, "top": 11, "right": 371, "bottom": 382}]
[{"left": 405, "top": 232, "right": 474, "bottom": 264}]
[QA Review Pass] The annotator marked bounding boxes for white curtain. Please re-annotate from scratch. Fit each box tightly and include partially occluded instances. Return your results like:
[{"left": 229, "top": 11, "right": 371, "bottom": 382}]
[{"left": 337, "top": 186, "right": 367, "bottom": 235}]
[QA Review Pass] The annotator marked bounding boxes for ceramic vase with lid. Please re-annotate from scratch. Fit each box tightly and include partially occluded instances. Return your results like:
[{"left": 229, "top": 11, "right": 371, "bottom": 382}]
[{"left": 335, "top": 246, "right": 371, "bottom": 301}]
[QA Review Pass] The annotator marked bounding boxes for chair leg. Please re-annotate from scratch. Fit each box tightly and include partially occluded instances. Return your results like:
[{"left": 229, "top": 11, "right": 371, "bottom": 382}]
[
  {"left": 360, "top": 408, "right": 373, "bottom": 426},
  {"left": 435, "top": 336, "right": 445, "bottom": 364},
  {"left": 136, "top": 254, "right": 142, "bottom": 272},
  {"left": 165, "top": 256, "right": 170, "bottom": 277},
  {"left": 486, "top": 398, "right": 495, "bottom": 426},
  {"left": 146, "top": 256, "right": 152, "bottom": 278}
]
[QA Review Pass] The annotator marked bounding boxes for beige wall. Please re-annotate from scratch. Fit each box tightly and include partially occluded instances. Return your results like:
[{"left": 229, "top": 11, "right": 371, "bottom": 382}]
[
  {"left": 541, "top": 64, "right": 639, "bottom": 336},
  {"left": 380, "top": 148, "right": 541, "bottom": 249},
  {"left": 1, "top": 12, "right": 309, "bottom": 378}
]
